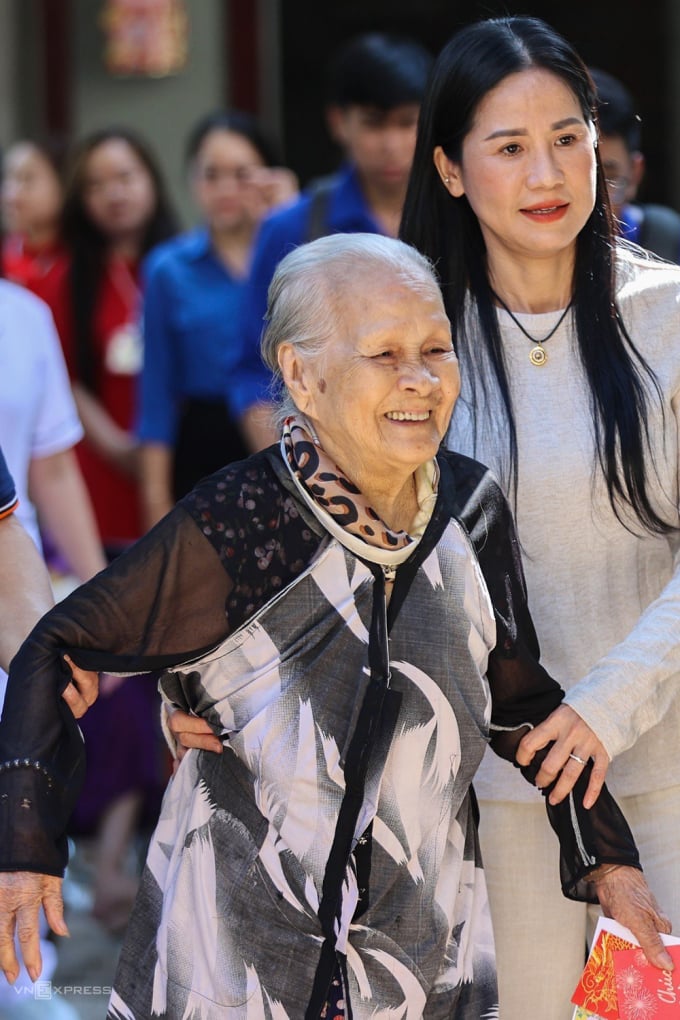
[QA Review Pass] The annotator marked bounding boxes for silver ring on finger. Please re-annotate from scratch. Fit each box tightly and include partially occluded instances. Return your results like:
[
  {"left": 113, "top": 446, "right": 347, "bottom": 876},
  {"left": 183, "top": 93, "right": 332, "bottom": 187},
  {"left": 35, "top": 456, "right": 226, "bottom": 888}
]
[{"left": 568, "top": 753, "right": 587, "bottom": 766}]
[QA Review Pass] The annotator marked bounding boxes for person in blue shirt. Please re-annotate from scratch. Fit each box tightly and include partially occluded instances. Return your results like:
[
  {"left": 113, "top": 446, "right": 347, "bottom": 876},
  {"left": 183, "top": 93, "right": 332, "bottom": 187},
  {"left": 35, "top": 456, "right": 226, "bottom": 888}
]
[
  {"left": 237, "top": 32, "right": 434, "bottom": 434},
  {"left": 136, "top": 110, "right": 298, "bottom": 528},
  {"left": 590, "top": 67, "right": 680, "bottom": 262}
]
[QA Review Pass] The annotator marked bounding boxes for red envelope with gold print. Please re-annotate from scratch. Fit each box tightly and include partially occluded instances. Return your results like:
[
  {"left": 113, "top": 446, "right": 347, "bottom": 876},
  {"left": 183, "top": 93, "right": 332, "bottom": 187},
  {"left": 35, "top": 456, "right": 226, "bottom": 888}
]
[
  {"left": 571, "top": 925, "right": 636, "bottom": 1018},
  {"left": 571, "top": 918, "right": 680, "bottom": 1020}
]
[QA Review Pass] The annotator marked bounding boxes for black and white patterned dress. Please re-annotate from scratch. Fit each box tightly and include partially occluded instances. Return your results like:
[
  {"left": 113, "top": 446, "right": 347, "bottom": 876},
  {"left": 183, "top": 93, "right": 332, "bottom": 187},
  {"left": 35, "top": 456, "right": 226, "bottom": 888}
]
[{"left": 0, "top": 448, "right": 640, "bottom": 1019}]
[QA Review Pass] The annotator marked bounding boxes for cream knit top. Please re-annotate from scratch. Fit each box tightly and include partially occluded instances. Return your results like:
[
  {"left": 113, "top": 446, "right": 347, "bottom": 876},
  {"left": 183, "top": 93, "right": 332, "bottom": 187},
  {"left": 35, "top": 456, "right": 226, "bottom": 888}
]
[{"left": 447, "top": 249, "right": 680, "bottom": 802}]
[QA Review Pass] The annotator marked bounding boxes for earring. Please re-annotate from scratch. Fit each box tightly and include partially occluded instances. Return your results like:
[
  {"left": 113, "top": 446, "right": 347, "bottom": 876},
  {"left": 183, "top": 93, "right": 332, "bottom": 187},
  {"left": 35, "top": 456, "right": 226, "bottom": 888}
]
[{"left": 444, "top": 176, "right": 450, "bottom": 184}]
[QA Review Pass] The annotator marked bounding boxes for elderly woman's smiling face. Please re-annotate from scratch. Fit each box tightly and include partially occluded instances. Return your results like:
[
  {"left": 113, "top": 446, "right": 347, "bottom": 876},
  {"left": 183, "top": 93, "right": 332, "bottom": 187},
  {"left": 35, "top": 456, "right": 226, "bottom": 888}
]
[{"left": 280, "top": 265, "right": 460, "bottom": 493}]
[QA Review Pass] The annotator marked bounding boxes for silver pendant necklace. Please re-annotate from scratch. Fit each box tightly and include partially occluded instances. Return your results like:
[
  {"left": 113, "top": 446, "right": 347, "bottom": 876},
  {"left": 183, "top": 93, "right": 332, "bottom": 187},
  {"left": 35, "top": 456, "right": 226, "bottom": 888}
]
[{"left": 491, "top": 290, "right": 573, "bottom": 366}]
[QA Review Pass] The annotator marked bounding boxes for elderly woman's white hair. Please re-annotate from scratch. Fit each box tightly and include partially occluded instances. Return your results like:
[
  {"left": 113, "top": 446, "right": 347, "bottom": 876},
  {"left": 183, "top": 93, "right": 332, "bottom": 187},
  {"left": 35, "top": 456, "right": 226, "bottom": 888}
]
[{"left": 260, "top": 232, "right": 442, "bottom": 425}]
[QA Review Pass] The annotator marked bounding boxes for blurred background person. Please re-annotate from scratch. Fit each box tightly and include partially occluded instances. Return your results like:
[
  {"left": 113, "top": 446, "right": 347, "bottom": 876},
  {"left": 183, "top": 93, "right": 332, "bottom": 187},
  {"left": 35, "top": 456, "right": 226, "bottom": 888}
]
[
  {"left": 591, "top": 66, "right": 680, "bottom": 261},
  {"left": 40, "top": 127, "right": 179, "bottom": 559},
  {"left": 235, "top": 32, "right": 434, "bottom": 445},
  {"left": 137, "top": 109, "right": 298, "bottom": 529},
  {"left": 1, "top": 137, "right": 68, "bottom": 296},
  {"left": 30, "top": 127, "right": 178, "bottom": 935}
]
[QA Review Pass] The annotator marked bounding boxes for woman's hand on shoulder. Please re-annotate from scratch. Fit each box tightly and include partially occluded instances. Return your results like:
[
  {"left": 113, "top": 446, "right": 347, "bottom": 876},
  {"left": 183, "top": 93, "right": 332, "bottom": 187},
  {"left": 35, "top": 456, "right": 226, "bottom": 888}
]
[
  {"left": 592, "top": 864, "right": 674, "bottom": 971},
  {"left": 0, "top": 871, "right": 67, "bottom": 984},
  {"left": 515, "top": 704, "right": 610, "bottom": 808}
]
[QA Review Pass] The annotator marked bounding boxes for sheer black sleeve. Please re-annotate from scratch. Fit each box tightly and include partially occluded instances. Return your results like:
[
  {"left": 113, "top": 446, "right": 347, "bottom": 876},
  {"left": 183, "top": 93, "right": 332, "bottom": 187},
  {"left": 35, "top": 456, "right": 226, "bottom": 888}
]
[
  {"left": 0, "top": 506, "right": 233, "bottom": 876},
  {"left": 0, "top": 451, "right": 326, "bottom": 878},
  {"left": 443, "top": 453, "right": 640, "bottom": 901}
]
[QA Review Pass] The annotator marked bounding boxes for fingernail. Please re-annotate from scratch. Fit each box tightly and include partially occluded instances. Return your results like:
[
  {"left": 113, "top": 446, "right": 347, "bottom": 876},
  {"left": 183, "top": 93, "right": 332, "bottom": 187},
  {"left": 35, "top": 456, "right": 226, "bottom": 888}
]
[
  {"left": 27, "top": 965, "right": 40, "bottom": 983},
  {"left": 4, "top": 968, "right": 18, "bottom": 985},
  {"left": 659, "top": 951, "right": 674, "bottom": 970}
]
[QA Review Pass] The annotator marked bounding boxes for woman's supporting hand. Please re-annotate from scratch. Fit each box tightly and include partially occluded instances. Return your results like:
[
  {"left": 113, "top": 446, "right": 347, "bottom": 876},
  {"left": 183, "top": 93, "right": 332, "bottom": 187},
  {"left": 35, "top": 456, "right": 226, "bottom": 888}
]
[
  {"left": 515, "top": 704, "right": 610, "bottom": 808},
  {"left": 60, "top": 654, "right": 100, "bottom": 719},
  {"left": 593, "top": 864, "right": 674, "bottom": 970},
  {"left": 0, "top": 872, "right": 68, "bottom": 984},
  {"left": 166, "top": 707, "right": 223, "bottom": 771}
]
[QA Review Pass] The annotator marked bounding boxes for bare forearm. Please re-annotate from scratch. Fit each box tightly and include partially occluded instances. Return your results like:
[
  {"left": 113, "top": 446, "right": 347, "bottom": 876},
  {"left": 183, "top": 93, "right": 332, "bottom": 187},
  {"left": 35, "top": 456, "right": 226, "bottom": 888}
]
[
  {"left": 139, "top": 443, "right": 174, "bottom": 530},
  {"left": 73, "top": 383, "right": 139, "bottom": 477},
  {"left": 28, "top": 450, "right": 106, "bottom": 582},
  {"left": 0, "top": 516, "right": 54, "bottom": 670}
]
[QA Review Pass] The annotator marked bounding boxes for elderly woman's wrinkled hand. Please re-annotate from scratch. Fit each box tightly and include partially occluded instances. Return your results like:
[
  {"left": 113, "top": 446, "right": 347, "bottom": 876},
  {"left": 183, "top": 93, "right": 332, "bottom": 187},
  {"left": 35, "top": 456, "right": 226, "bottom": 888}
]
[
  {"left": 593, "top": 864, "right": 674, "bottom": 970},
  {"left": 60, "top": 654, "right": 99, "bottom": 719},
  {"left": 515, "top": 704, "right": 610, "bottom": 808},
  {"left": 0, "top": 871, "right": 68, "bottom": 984}
]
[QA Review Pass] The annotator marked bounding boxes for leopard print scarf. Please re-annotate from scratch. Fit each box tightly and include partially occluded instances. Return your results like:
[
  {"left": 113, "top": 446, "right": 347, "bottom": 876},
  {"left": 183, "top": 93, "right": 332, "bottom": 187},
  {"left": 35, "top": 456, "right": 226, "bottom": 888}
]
[{"left": 281, "top": 415, "right": 432, "bottom": 553}]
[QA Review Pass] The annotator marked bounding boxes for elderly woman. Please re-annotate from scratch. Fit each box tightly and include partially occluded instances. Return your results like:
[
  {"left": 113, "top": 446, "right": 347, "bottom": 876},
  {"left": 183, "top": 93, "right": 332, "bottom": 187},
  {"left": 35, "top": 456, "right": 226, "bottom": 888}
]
[{"left": 0, "top": 234, "right": 670, "bottom": 1018}]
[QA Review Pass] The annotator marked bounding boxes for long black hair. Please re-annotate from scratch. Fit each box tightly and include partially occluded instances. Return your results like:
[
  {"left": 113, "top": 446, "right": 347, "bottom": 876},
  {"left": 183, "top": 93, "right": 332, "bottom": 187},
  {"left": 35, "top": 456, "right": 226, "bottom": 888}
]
[
  {"left": 61, "top": 126, "right": 178, "bottom": 391},
  {"left": 400, "top": 15, "right": 670, "bottom": 534}
]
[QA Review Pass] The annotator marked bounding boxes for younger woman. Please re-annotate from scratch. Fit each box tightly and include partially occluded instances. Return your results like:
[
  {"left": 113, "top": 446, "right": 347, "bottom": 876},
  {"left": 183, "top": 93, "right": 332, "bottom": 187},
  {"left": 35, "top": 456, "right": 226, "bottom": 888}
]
[
  {"left": 137, "top": 110, "right": 298, "bottom": 528},
  {"left": 42, "top": 127, "right": 178, "bottom": 555},
  {"left": 36, "top": 129, "right": 178, "bottom": 932},
  {"left": 400, "top": 16, "right": 680, "bottom": 1018}
]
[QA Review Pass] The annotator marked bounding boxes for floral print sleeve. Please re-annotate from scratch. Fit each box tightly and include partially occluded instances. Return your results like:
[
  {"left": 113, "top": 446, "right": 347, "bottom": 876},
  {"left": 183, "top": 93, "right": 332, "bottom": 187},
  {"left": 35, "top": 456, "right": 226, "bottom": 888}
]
[{"left": 180, "top": 451, "right": 327, "bottom": 629}]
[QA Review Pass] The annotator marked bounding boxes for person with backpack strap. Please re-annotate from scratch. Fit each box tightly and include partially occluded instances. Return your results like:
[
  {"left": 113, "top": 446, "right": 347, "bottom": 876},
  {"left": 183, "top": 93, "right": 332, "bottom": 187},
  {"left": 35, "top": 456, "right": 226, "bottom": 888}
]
[{"left": 233, "top": 32, "right": 433, "bottom": 447}]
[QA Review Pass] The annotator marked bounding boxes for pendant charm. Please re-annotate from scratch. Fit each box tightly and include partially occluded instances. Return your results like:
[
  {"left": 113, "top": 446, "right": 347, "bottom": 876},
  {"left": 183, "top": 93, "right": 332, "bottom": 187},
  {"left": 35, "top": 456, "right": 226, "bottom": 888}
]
[{"left": 529, "top": 345, "right": 547, "bottom": 366}]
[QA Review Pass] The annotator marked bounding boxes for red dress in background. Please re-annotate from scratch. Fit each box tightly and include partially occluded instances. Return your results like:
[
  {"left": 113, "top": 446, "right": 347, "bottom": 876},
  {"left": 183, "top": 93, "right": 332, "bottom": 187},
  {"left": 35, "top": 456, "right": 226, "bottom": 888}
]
[
  {"left": 38, "top": 255, "right": 144, "bottom": 550},
  {"left": 2, "top": 233, "right": 69, "bottom": 299}
]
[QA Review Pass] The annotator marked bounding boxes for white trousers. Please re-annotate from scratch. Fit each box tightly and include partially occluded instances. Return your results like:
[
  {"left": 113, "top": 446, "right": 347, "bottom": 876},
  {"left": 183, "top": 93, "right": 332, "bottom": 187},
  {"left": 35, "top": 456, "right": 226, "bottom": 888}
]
[{"left": 479, "top": 784, "right": 680, "bottom": 1020}]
